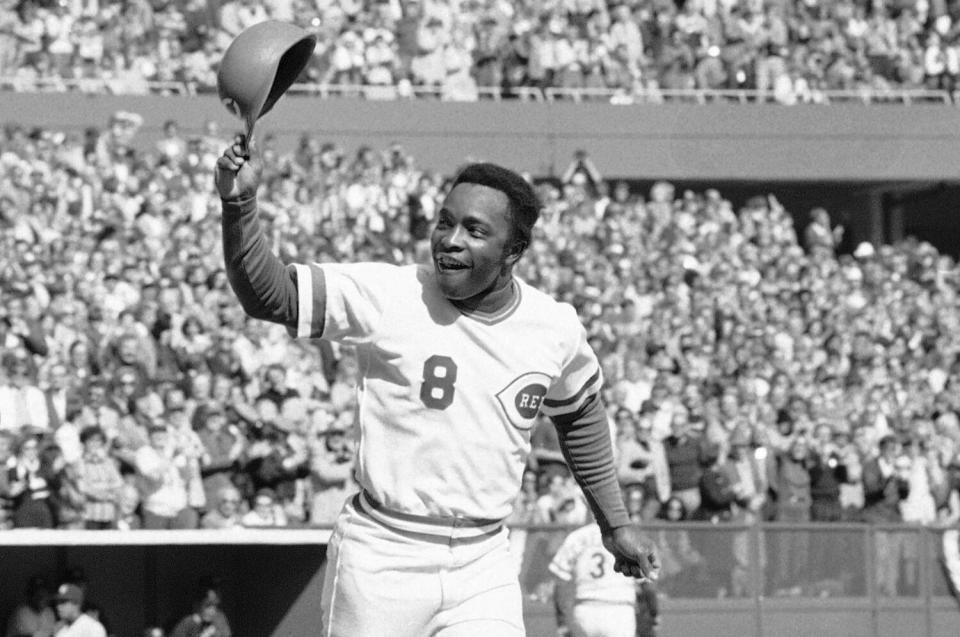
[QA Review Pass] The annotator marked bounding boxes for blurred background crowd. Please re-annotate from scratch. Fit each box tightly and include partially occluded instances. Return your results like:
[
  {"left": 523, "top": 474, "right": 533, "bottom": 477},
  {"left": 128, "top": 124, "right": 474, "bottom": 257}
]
[
  {"left": 2, "top": 107, "right": 960, "bottom": 598},
  {"left": 2, "top": 0, "right": 960, "bottom": 102}
]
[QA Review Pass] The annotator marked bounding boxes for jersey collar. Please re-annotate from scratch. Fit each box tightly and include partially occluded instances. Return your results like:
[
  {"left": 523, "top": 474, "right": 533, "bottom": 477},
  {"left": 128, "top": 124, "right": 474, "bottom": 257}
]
[{"left": 455, "top": 279, "right": 522, "bottom": 325}]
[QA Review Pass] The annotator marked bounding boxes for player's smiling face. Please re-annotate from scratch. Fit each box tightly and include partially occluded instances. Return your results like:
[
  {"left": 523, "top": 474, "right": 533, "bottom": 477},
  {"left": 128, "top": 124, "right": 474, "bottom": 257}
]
[{"left": 431, "top": 182, "right": 519, "bottom": 311}]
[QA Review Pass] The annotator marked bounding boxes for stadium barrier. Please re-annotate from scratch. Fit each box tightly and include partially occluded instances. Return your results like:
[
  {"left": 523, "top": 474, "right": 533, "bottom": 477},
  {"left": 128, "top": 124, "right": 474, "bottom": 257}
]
[
  {"left": 0, "top": 77, "right": 954, "bottom": 105},
  {"left": 1, "top": 523, "right": 957, "bottom": 636}
]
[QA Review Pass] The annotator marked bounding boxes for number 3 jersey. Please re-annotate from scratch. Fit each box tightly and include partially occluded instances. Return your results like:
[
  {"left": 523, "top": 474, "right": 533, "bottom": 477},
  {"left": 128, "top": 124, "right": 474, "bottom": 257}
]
[
  {"left": 549, "top": 524, "right": 637, "bottom": 604},
  {"left": 290, "top": 261, "right": 603, "bottom": 522}
]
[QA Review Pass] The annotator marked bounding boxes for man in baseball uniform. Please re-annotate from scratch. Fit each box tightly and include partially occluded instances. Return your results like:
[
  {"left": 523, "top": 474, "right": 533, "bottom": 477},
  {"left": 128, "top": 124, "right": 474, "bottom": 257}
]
[{"left": 216, "top": 136, "right": 659, "bottom": 636}]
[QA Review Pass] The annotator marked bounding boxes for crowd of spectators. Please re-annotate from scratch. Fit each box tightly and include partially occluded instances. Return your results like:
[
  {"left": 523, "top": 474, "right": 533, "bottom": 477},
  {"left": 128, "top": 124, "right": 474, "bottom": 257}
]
[
  {"left": 2, "top": 108, "right": 960, "bottom": 593},
  {"left": 2, "top": 0, "right": 960, "bottom": 102}
]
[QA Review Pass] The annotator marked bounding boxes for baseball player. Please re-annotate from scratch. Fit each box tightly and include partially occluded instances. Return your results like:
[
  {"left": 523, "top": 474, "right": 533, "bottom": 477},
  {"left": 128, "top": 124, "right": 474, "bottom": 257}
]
[
  {"left": 215, "top": 137, "right": 659, "bottom": 636},
  {"left": 550, "top": 523, "right": 640, "bottom": 637}
]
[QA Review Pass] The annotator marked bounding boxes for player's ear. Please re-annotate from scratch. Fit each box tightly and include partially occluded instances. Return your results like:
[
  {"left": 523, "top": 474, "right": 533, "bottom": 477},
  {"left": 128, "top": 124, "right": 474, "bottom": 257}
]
[{"left": 504, "top": 239, "right": 526, "bottom": 267}]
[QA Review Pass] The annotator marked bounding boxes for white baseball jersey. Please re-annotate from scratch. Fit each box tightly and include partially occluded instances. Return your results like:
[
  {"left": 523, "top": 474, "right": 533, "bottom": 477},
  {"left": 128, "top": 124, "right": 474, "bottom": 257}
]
[
  {"left": 549, "top": 524, "right": 637, "bottom": 605},
  {"left": 290, "top": 261, "right": 602, "bottom": 522},
  {"left": 54, "top": 614, "right": 107, "bottom": 637}
]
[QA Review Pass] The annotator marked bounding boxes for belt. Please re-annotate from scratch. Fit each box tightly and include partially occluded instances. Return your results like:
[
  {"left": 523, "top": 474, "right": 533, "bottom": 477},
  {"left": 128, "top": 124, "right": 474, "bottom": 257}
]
[{"left": 353, "top": 491, "right": 504, "bottom": 544}]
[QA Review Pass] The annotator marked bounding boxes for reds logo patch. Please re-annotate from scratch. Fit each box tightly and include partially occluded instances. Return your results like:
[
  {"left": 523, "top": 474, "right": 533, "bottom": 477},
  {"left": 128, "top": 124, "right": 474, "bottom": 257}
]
[{"left": 496, "top": 372, "right": 551, "bottom": 430}]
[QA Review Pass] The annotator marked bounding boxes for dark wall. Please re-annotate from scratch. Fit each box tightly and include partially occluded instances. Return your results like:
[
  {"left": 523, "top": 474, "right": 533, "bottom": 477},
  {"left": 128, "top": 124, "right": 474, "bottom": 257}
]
[
  {"left": 3, "top": 93, "right": 960, "bottom": 181},
  {"left": 0, "top": 542, "right": 325, "bottom": 637}
]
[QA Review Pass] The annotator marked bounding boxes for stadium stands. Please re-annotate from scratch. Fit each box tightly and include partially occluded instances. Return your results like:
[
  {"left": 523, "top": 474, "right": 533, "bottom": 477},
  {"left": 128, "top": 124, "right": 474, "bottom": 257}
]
[{"left": 1, "top": 0, "right": 960, "bottom": 103}]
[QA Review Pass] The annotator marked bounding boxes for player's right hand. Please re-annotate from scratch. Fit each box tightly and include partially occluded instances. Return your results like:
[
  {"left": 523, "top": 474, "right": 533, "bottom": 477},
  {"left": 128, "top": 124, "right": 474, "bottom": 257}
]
[{"left": 215, "top": 134, "right": 262, "bottom": 200}]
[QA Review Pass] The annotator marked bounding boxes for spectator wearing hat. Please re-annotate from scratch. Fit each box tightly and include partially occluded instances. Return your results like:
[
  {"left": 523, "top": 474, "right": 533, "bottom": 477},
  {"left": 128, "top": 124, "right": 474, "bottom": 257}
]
[
  {"left": 5, "top": 574, "right": 57, "bottom": 637},
  {"left": 134, "top": 425, "right": 195, "bottom": 529},
  {"left": 75, "top": 426, "right": 123, "bottom": 530},
  {"left": 51, "top": 583, "right": 105, "bottom": 637},
  {"left": 307, "top": 426, "right": 357, "bottom": 526}
]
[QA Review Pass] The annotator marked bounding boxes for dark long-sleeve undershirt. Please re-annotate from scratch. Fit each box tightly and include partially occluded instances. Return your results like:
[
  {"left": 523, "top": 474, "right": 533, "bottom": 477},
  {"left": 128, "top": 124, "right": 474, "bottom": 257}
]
[
  {"left": 221, "top": 194, "right": 301, "bottom": 327},
  {"left": 552, "top": 394, "right": 631, "bottom": 533}
]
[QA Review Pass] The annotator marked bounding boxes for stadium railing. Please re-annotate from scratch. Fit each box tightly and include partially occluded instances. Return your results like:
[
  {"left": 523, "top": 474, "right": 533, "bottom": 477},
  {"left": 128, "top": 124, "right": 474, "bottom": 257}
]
[
  {"left": 1, "top": 78, "right": 954, "bottom": 105},
  {"left": 0, "top": 76, "right": 197, "bottom": 95},
  {"left": 1, "top": 522, "right": 957, "bottom": 636}
]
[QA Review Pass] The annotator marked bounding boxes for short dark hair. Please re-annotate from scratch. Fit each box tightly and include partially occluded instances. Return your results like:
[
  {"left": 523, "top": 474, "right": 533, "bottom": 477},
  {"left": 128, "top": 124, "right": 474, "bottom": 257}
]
[
  {"left": 450, "top": 163, "right": 541, "bottom": 256},
  {"left": 79, "top": 425, "right": 106, "bottom": 444}
]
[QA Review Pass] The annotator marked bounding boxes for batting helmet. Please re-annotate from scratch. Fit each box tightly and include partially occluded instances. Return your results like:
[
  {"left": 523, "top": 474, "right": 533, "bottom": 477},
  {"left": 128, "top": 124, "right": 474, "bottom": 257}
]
[{"left": 217, "top": 20, "right": 317, "bottom": 135}]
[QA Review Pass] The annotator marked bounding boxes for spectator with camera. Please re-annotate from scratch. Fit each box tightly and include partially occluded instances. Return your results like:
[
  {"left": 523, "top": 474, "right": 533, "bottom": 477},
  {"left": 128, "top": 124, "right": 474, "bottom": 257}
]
[
  {"left": 863, "top": 434, "right": 911, "bottom": 596},
  {"left": 196, "top": 404, "right": 245, "bottom": 513}
]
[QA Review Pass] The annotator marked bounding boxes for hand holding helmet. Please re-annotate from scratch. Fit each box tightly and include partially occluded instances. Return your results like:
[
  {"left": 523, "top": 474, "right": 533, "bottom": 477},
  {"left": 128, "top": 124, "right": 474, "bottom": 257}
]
[{"left": 215, "top": 135, "right": 261, "bottom": 201}]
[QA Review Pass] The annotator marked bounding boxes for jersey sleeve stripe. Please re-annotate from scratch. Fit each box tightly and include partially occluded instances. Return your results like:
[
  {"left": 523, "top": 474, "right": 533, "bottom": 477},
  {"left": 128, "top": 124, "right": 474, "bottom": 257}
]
[
  {"left": 309, "top": 263, "right": 325, "bottom": 337},
  {"left": 293, "top": 263, "right": 312, "bottom": 339},
  {"left": 548, "top": 561, "right": 572, "bottom": 581},
  {"left": 292, "top": 263, "right": 326, "bottom": 338},
  {"left": 542, "top": 369, "right": 601, "bottom": 409}
]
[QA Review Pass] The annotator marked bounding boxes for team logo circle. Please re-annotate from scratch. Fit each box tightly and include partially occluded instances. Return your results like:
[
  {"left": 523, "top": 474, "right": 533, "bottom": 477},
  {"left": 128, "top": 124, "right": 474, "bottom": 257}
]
[{"left": 514, "top": 384, "right": 547, "bottom": 419}]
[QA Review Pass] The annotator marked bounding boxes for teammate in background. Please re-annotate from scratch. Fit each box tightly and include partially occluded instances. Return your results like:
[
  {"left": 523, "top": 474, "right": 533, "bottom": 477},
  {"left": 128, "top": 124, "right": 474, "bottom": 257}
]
[
  {"left": 215, "top": 136, "right": 658, "bottom": 636},
  {"left": 550, "top": 522, "right": 658, "bottom": 637},
  {"left": 51, "top": 584, "right": 106, "bottom": 637},
  {"left": 169, "top": 584, "right": 232, "bottom": 637},
  {"left": 5, "top": 575, "right": 57, "bottom": 637}
]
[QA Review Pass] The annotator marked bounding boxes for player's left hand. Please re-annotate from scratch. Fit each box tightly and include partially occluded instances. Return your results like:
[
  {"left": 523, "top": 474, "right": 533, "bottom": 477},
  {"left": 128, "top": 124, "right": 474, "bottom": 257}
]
[{"left": 602, "top": 524, "right": 660, "bottom": 581}]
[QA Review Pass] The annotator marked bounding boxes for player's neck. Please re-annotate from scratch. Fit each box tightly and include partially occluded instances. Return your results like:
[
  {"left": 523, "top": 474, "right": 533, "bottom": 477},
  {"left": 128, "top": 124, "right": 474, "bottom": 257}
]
[{"left": 452, "top": 273, "right": 517, "bottom": 315}]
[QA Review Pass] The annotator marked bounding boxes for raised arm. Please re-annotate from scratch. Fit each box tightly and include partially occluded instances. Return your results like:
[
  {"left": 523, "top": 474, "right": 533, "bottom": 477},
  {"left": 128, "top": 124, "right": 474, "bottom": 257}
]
[{"left": 215, "top": 136, "right": 306, "bottom": 328}]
